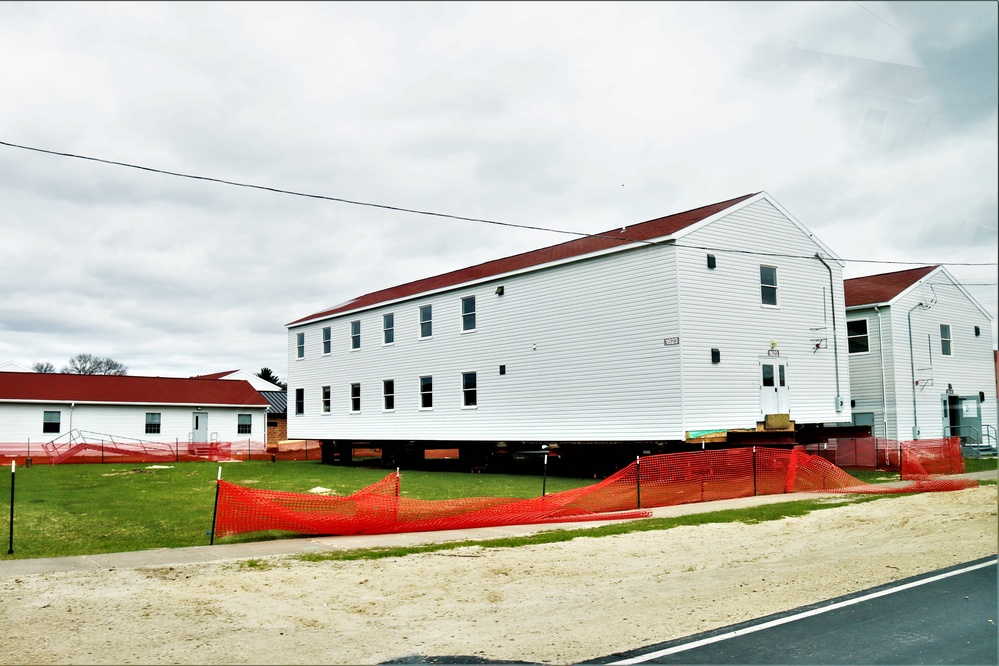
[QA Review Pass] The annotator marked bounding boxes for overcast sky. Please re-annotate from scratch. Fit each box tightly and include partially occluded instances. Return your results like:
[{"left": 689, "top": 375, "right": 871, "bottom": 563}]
[{"left": 1, "top": 1, "right": 996, "bottom": 382}]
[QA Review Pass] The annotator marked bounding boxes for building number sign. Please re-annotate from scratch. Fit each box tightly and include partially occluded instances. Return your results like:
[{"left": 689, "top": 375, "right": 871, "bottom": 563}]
[
  {"left": 663, "top": 337, "right": 680, "bottom": 346},
  {"left": 767, "top": 349, "right": 780, "bottom": 356}
]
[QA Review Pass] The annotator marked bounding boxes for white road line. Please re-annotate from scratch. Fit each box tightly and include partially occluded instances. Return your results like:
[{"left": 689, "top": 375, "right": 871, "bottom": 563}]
[{"left": 609, "top": 558, "right": 998, "bottom": 665}]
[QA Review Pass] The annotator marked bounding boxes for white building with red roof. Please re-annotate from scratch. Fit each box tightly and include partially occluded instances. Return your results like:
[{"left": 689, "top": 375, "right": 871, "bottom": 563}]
[
  {"left": 845, "top": 265, "right": 996, "bottom": 451},
  {"left": 0, "top": 372, "right": 269, "bottom": 454},
  {"left": 286, "top": 192, "right": 852, "bottom": 470}
]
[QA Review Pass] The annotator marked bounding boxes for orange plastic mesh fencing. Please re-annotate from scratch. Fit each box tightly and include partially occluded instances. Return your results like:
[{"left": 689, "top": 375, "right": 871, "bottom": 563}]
[
  {"left": 901, "top": 437, "right": 965, "bottom": 478},
  {"left": 213, "top": 446, "right": 979, "bottom": 539}
]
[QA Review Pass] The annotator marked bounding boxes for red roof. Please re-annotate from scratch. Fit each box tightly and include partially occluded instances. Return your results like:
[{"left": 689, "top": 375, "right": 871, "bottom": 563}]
[
  {"left": 288, "top": 193, "right": 759, "bottom": 326},
  {"left": 844, "top": 266, "right": 938, "bottom": 307},
  {"left": 0, "top": 372, "right": 269, "bottom": 406}
]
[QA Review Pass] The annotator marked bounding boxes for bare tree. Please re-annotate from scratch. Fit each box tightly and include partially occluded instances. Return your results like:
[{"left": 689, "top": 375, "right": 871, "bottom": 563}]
[
  {"left": 32, "top": 361, "right": 56, "bottom": 373},
  {"left": 61, "top": 354, "right": 129, "bottom": 375}
]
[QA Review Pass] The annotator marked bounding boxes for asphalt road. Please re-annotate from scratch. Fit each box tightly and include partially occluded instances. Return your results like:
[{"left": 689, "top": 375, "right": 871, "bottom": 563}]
[{"left": 590, "top": 557, "right": 998, "bottom": 665}]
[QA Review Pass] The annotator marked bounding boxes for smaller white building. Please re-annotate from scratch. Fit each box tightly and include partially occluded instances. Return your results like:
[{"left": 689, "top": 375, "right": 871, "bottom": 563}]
[
  {"left": 845, "top": 265, "right": 997, "bottom": 450},
  {"left": 0, "top": 372, "right": 269, "bottom": 448}
]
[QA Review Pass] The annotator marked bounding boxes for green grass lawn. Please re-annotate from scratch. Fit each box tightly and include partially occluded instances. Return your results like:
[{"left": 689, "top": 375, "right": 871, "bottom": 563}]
[{"left": 1, "top": 456, "right": 991, "bottom": 561}]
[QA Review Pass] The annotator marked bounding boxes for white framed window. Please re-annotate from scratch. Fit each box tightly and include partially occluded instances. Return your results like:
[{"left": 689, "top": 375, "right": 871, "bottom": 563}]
[
  {"left": 419, "top": 305, "right": 433, "bottom": 338},
  {"left": 294, "top": 388, "right": 304, "bottom": 415},
  {"left": 145, "top": 412, "right": 161, "bottom": 434},
  {"left": 383, "top": 379, "right": 395, "bottom": 411},
  {"left": 350, "top": 383, "right": 361, "bottom": 412},
  {"left": 321, "top": 385, "right": 331, "bottom": 413},
  {"left": 383, "top": 313, "right": 395, "bottom": 345},
  {"left": 296, "top": 332, "right": 305, "bottom": 359},
  {"left": 350, "top": 320, "right": 361, "bottom": 350},
  {"left": 237, "top": 414, "right": 252, "bottom": 434},
  {"left": 760, "top": 265, "right": 779, "bottom": 306},
  {"left": 461, "top": 296, "right": 476, "bottom": 332},
  {"left": 940, "top": 324, "right": 952, "bottom": 356},
  {"left": 43, "top": 410, "right": 61, "bottom": 433},
  {"left": 847, "top": 319, "right": 870, "bottom": 354},
  {"left": 420, "top": 375, "right": 433, "bottom": 409},
  {"left": 462, "top": 371, "right": 477, "bottom": 407},
  {"left": 322, "top": 326, "right": 331, "bottom": 354}
]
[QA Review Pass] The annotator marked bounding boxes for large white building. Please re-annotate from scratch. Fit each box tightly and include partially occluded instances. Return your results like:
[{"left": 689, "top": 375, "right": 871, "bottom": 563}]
[
  {"left": 286, "top": 192, "right": 853, "bottom": 470},
  {"left": 845, "top": 265, "right": 997, "bottom": 452}
]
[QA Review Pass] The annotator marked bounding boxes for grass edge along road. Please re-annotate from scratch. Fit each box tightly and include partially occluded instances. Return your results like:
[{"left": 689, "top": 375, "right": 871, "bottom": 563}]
[{"left": 2, "top": 458, "right": 995, "bottom": 561}]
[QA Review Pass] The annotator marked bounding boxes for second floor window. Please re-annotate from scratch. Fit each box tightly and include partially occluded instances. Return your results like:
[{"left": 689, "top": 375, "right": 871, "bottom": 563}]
[
  {"left": 145, "top": 412, "right": 161, "bottom": 434},
  {"left": 322, "top": 385, "right": 331, "bottom": 413},
  {"left": 383, "top": 313, "right": 395, "bottom": 344},
  {"left": 847, "top": 319, "right": 869, "bottom": 354},
  {"left": 940, "top": 324, "right": 952, "bottom": 356},
  {"left": 760, "top": 265, "right": 778, "bottom": 306},
  {"left": 461, "top": 296, "right": 476, "bottom": 332},
  {"left": 383, "top": 379, "right": 395, "bottom": 411},
  {"left": 296, "top": 332, "right": 305, "bottom": 359},
  {"left": 350, "top": 320, "right": 361, "bottom": 350},
  {"left": 294, "top": 388, "right": 304, "bottom": 415},
  {"left": 322, "top": 326, "right": 331, "bottom": 354},
  {"left": 462, "top": 371, "right": 477, "bottom": 407},
  {"left": 419, "top": 305, "right": 433, "bottom": 338}
]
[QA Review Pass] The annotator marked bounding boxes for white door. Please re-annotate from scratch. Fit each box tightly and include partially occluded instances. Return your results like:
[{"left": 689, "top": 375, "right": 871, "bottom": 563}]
[
  {"left": 192, "top": 412, "right": 208, "bottom": 443},
  {"left": 760, "top": 359, "right": 789, "bottom": 415}
]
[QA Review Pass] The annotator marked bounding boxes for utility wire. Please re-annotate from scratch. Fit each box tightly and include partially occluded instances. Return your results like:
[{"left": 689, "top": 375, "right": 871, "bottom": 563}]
[{"left": 2, "top": 139, "right": 996, "bottom": 268}]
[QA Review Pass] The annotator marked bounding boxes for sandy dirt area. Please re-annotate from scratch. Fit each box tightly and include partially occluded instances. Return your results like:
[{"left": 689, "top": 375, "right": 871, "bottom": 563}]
[{"left": 1, "top": 486, "right": 996, "bottom": 665}]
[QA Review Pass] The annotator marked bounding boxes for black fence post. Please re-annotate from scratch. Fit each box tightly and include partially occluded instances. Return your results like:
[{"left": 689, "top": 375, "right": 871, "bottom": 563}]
[
  {"left": 7, "top": 462, "right": 14, "bottom": 555},
  {"left": 209, "top": 466, "right": 221, "bottom": 545},
  {"left": 752, "top": 446, "right": 757, "bottom": 496},
  {"left": 636, "top": 456, "right": 641, "bottom": 509}
]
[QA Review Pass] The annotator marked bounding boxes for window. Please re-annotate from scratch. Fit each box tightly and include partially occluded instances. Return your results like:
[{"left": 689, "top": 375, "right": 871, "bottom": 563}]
[
  {"left": 461, "top": 296, "right": 476, "bottom": 332},
  {"left": 847, "top": 319, "right": 870, "bottom": 354},
  {"left": 295, "top": 388, "right": 304, "bottom": 415},
  {"left": 383, "top": 380, "right": 395, "bottom": 411},
  {"left": 940, "top": 324, "right": 952, "bottom": 356},
  {"left": 296, "top": 332, "right": 305, "bottom": 359},
  {"left": 760, "top": 266, "right": 778, "bottom": 306},
  {"left": 419, "top": 305, "right": 433, "bottom": 338},
  {"left": 420, "top": 376, "right": 433, "bottom": 409},
  {"left": 707, "top": 254, "right": 716, "bottom": 269},
  {"left": 43, "top": 410, "right": 60, "bottom": 433},
  {"left": 237, "top": 414, "right": 252, "bottom": 434},
  {"left": 462, "top": 371, "right": 477, "bottom": 407},
  {"left": 322, "top": 326, "right": 331, "bottom": 354},
  {"left": 321, "top": 385, "right": 331, "bottom": 413},
  {"left": 350, "top": 383, "right": 361, "bottom": 412},
  {"left": 145, "top": 413, "right": 161, "bottom": 434},
  {"left": 383, "top": 313, "right": 395, "bottom": 344},
  {"left": 350, "top": 320, "right": 361, "bottom": 350}
]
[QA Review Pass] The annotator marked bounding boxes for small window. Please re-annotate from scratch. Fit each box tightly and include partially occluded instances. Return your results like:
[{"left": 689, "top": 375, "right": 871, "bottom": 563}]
[
  {"left": 43, "top": 410, "right": 61, "bottom": 434},
  {"left": 940, "top": 324, "right": 952, "bottom": 356},
  {"left": 296, "top": 332, "right": 305, "bottom": 359},
  {"left": 321, "top": 385, "right": 331, "bottom": 413},
  {"left": 322, "top": 326, "right": 331, "bottom": 354},
  {"left": 461, "top": 296, "right": 476, "bottom": 332},
  {"left": 462, "top": 371, "right": 477, "bottom": 407},
  {"left": 760, "top": 265, "right": 778, "bottom": 306},
  {"left": 145, "top": 412, "right": 161, "bottom": 434},
  {"left": 420, "top": 376, "right": 433, "bottom": 409},
  {"left": 974, "top": 325, "right": 981, "bottom": 337},
  {"left": 350, "top": 383, "right": 361, "bottom": 412},
  {"left": 294, "top": 388, "right": 304, "bottom": 415},
  {"left": 237, "top": 414, "right": 252, "bottom": 434},
  {"left": 499, "top": 365, "right": 506, "bottom": 376},
  {"left": 383, "top": 313, "right": 395, "bottom": 345},
  {"left": 847, "top": 319, "right": 870, "bottom": 354},
  {"left": 350, "top": 320, "right": 361, "bottom": 350},
  {"left": 707, "top": 254, "right": 716, "bottom": 269},
  {"left": 711, "top": 349, "right": 721, "bottom": 364},
  {"left": 419, "top": 305, "right": 433, "bottom": 338},
  {"left": 383, "top": 380, "right": 395, "bottom": 411}
]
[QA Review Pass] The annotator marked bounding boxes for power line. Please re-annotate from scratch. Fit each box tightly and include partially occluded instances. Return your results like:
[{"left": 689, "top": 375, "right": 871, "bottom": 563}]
[{"left": 2, "top": 138, "right": 995, "bottom": 268}]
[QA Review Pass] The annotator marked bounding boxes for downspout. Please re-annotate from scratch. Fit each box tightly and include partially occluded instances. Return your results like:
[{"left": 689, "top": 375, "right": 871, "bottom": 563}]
[
  {"left": 874, "top": 305, "right": 889, "bottom": 439},
  {"left": 907, "top": 300, "right": 929, "bottom": 439},
  {"left": 815, "top": 254, "right": 842, "bottom": 412}
]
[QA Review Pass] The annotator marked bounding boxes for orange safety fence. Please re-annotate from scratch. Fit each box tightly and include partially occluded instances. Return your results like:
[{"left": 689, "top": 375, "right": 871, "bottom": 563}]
[
  {"left": 213, "top": 446, "right": 979, "bottom": 539},
  {"left": 801, "top": 437, "right": 965, "bottom": 478}
]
